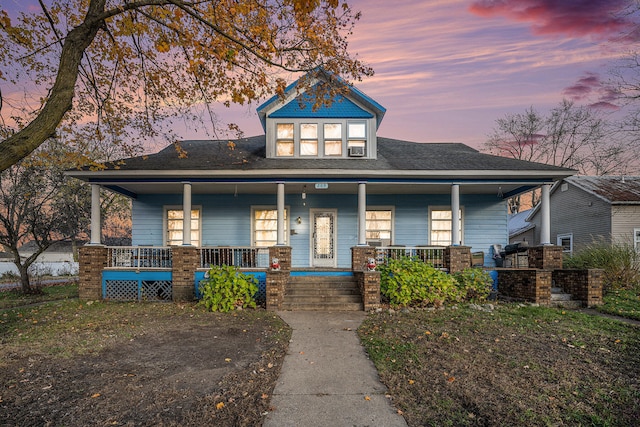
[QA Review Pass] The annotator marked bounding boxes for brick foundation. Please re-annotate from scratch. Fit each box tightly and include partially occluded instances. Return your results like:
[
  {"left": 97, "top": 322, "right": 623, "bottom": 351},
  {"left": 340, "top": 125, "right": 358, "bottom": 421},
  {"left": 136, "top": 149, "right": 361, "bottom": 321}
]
[
  {"left": 266, "top": 270, "right": 289, "bottom": 310},
  {"left": 527, "top": 246, "right": 563, "bottom": 270},
  {"left": 79, "top": 246, "right": 108, "bottom": 300},
  {"left": 498, "top": 269, "right": 552, "bottom": 305},
  {"left": 354, "top": 271, "right": 381, "bottom": 310},
  {"left": 171, "top": 246, "right": 199, "bottom": 302},
  {"left": 444, "top": 246, "right": 471, "bottom": 274},
  {"left": 553, "top": 269, "right": 604, "bottom": 307}
]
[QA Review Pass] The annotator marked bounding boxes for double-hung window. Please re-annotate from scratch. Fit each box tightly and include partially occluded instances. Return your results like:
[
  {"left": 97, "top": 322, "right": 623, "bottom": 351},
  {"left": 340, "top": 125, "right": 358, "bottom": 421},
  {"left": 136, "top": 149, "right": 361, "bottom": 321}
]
[
  {"left": 634, "top": 228, "right": 640, "bottom": 251},
  {"left": 300, "top": 123, "right": 318, "bottom": 156},
  {"left": 323, "top": 123, "right": 342, "bottom": 156},
  {"left": 557, "top": 233, "right": 573, "bottom": 255},
  {"left": 347, "top": 122, "right": 366, "bottom": 153},
  {"left": 276, "top": 123, "right": 294, "bottom": 156},
  {"left": 165, "top": 207, "right": 201, "bottom": 246},
  {"left": 366, "top": 209, "right": 393, "bottom": 245},
  {"left": 253, "top": 207, "right": 288, "bottom": 247},
  {"left": 429, "top": 207, "right": 463, "bottom": 246}
]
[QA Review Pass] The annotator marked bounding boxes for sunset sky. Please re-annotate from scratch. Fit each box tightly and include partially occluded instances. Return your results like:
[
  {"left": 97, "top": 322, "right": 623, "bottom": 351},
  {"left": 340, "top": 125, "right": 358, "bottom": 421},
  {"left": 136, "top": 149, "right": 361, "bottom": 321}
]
[{"left": 2, "top": 0, "right": 638, "bottom": 149}]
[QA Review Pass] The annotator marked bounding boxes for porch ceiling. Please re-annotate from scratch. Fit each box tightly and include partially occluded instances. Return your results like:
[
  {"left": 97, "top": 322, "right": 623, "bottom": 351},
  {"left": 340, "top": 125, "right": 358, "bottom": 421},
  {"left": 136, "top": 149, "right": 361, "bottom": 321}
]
[{"left": 101, "top": 181, "right": 540, "bottom": 198}]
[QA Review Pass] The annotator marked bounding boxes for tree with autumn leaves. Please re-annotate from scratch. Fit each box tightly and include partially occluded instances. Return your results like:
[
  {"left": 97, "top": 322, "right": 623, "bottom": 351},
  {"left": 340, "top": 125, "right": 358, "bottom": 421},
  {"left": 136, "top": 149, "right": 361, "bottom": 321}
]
[{"left": 0, "top": 0, "right": 372, "bottom": 171}]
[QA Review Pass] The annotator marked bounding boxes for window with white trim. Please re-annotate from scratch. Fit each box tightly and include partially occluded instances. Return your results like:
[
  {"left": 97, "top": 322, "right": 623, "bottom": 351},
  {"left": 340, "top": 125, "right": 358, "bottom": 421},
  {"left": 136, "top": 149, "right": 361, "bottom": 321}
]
[
  {"left": 323, "top": 123, "right": 343, "bottom": 156},
  {"left": 300, "top": 123, "right": 318, "bottom": 156},
  {"left": 429, "top": 207, "right": 463, "bottom": 246},
  {"left": 557, "top": 233, "right": 573, "bottom": 255},
  {"left": 347, "top": 122, "right": 366, "bottom": 152},
  {"left": 634, "top": 228, "right": 640, "bottom": 251},
  {"left": 276, "top": 123, "right": 294, "bottom": 156},
  {"left": 165, "top": 207, "right": 201, "bottom": 246},
  {"left": 366, "top": 209, "right": 393, "bottom": 245},
  {"left": 252, "top": 207, "right": 289, "bottom": 247}
]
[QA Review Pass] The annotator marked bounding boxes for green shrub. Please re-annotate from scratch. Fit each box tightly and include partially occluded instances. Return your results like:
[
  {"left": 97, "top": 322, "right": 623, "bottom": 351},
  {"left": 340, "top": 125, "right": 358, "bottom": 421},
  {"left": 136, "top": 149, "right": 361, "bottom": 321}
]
[
  {"left": 452, "top": 268, "right": 493, "bottom": 302},
  {"left": 198, "top": 264, "right": 258, "bottom": 312},
  {"left": 378, "top": 257, "right": 461, "bottom": 307},
  {"left": 564, "top": 240, "right": 640, "bottom": 291}
]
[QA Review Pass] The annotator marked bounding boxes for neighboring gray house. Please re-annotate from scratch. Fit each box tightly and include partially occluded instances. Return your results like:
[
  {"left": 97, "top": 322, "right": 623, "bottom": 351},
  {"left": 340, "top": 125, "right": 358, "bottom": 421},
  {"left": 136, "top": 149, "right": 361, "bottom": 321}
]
[
  {"left": 526, "top": 176, "right": 640, "bottom": 254},
  {"left": 508, "top": 209, "right": 535, "bottom": 244}
]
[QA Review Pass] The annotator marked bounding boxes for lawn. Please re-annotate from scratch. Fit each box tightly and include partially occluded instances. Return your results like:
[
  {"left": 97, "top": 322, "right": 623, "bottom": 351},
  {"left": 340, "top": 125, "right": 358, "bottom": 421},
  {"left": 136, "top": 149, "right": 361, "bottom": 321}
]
[
  {"left": 0, "top": 295, "right": 291, "bottom": 426},
  {"left": 597, "top": 289, "right": 640, "bottom": 321},
  {"left": 359, "top": 303, "right": 640, "bottom": 426},
  {"left": 0, "top": 282, "right": 78, "bottom": 309}
]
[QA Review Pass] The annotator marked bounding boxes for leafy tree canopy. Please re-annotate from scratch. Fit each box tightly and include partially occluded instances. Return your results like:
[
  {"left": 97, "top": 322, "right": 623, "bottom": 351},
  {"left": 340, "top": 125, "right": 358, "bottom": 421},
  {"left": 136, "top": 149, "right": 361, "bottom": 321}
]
[{"left": 0, "top": 0, "right": 372, "bottom": 171}]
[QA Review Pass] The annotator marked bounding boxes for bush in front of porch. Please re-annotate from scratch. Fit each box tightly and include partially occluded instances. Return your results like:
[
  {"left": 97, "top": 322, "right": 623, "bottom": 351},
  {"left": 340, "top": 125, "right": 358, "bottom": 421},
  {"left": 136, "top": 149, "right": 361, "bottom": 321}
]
[
  {"left": 198, "top": 265, "right": 258, "bottom": 312},
  {"left": 378, "top": 257, "right": 492, "bottom": 307}
]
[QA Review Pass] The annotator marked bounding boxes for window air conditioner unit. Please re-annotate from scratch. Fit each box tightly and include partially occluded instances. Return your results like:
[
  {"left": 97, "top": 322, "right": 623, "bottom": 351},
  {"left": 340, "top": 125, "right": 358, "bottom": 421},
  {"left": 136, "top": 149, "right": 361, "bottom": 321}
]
[{"left": 348, "top": 146, "right": 365, "bottom": 157}]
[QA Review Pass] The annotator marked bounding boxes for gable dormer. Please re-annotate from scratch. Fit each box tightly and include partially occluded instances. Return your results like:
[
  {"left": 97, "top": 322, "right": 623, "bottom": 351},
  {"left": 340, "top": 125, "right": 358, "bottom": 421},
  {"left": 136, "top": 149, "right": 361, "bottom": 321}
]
[{"left": 257, "top": 73, "right": 386, "bottom": 160}]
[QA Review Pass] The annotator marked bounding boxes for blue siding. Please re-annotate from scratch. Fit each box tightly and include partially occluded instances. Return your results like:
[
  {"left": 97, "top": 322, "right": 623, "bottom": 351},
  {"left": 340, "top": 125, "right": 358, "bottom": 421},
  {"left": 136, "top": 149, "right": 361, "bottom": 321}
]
[
  {"left": 269, "top": 93, "right": 374, "bottom": 119},
  {"left": 132, "top": 192, "right": 508, "bottom": 268}
]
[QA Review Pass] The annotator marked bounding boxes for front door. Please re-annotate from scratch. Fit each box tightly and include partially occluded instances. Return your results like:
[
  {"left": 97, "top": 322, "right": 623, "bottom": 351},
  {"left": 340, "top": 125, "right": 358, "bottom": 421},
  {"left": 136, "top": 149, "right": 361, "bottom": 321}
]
[{"left": 311, "top": 209, "right": 337, "bottom": 267}]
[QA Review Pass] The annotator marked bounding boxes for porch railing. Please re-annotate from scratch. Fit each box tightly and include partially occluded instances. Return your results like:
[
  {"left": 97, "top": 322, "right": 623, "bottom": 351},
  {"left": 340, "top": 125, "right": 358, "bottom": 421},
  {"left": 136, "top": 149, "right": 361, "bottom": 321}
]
[
  {"left": 107, "top": 246, "right": 173, "bottom": 269},
  {"left": 375, "top": 246, "right": 445, "bottom": 269},
  {"left": 199, "top": 247, "right": 270, "bottom": 269}
]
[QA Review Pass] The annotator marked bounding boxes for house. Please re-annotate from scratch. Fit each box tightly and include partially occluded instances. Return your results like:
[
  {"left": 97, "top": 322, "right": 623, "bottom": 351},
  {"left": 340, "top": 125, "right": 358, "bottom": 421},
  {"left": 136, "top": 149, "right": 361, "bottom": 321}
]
[
  {"left": 526, "top": 176, "right": 640, "bottom": 255},
  {"left": 508, "top": 209, "right": 535, "bottom": 244},
  {"left": 68, "top": 71, "right": 574, "bottom": 308}
]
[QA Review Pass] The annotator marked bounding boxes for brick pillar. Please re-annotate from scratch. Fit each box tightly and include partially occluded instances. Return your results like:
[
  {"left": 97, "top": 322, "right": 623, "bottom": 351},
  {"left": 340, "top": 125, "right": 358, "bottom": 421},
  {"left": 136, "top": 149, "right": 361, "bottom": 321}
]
[
  {"left": 553, "top": 269, "right": 603, "bottom": 307},
  {"left": 351, "top": 246, "right": 376, "bottom": 271},
  {"left": 269, "top": 246, "right": 292, "bottom": 271},
  {"left": 444, "top": 246, "right": 471, "bottom": 274},
  {"left": 355, "top": 271, "right": 381, "bottom": 310},
  {"left": 79, "top": 246, "right": 108, "bottom": 300},
  {"left": 497, "top": 269, "right": 552, "bottom": 305},
  {"left": 528, "top": 246, "right": 563, "bottom": 270},
  {"left": 171, "top": 246, "right": 199, "bottom": 302},
  {"left": 266, "top": 246, "right": 291, "bottom": 311}
]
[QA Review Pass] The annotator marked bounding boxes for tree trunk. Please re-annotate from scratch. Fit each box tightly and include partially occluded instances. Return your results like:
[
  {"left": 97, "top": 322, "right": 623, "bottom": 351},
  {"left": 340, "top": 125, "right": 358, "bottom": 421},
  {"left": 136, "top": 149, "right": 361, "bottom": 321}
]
[
  {"left": 18, "top": 264, "right": 32, "bottom": 294},
  {"left": 0, "top": 0, "right": 106, "bottom": 171}
]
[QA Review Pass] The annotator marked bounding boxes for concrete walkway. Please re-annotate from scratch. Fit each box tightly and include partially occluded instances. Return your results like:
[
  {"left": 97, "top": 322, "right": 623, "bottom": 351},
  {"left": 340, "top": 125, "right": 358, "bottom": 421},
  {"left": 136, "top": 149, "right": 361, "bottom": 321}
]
[{"left": 263, "top": 311, "right": 408, "bottom": 427}]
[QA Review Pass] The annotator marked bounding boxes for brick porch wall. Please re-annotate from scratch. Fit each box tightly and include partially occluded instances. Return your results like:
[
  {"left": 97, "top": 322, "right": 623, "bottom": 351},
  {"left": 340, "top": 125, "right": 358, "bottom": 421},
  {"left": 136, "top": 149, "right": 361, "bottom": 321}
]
[
  {"left": 351, "top": 246, "right": 376, "bottom": 272},
  {"left": 79, "top": 246, "right": 108, "bottom": 300},
  {"left": 171, "top": 246, "right": 199, "bottom": 302},
  {"left": 444, "top": 246, "right": 471, "bottom": 274},
  {"left": 497, "top": 269, "right": 552, "bottom": 305},
  {"left": 266, "top": 246, "right": 291, "bottom": 311},
  {"left": 553, "top": 269, "right": 604, "bottom": 307},
  {"left": 354, "top": 271, "right": 381, "bottom": 311},
  {"left": 527, "top": 246, "right": 563, "bottom": 270}
]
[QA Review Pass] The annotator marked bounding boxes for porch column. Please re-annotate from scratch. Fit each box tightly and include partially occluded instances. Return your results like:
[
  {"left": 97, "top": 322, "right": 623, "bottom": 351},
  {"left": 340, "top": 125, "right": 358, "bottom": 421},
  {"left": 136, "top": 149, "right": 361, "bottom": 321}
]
[
  {"left": 540, "top": 183, "right": 551, "bottom": 245},
  {"left": 451, "top": 184, "right": 460, "bottom": 246},
  {"left": 358, "top": 182, "right": 367, "bottom": 246},
  {"left": 277, "top": 182, "right": 285, "bottom": 245},
  {"left": 90, "top": 184, "right": 101, "bottom": 245},
  {"left": 182, "top": 182, "right": 192, "bottom": 245}
]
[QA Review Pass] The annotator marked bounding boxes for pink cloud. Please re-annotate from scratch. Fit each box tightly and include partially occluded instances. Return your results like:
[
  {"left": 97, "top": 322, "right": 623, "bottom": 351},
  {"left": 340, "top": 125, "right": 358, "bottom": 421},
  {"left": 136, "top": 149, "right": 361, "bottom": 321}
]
[
  {"left": 562, "top": 72, "right": 621, "bottom": 110},
  {"left": 469, "top": 0, "right": 635, "bottom": 40}
]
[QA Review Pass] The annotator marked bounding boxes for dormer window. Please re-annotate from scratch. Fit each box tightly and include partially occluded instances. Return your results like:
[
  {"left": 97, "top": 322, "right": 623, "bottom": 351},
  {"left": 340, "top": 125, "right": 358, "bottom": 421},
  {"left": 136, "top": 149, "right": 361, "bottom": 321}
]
[
  {"left": 300, "top": 123, "right": 318, "bottom": 156},
  {"left": 324, "top": 123, "right": 342, "bottom": 156},
  {"left": 276, "top": 123, "right": 294, "bottom": 156}
]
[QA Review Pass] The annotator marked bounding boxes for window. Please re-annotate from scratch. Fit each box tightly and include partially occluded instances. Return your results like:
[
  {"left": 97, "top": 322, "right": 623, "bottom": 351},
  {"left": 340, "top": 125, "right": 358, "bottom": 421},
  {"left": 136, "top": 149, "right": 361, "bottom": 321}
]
[
  {"left": 557, "top": 233, "right": 573, "bottom": 254},
  {"left": 429, "top": 208, "right": 463, "bottom": 246},
  {"left": 324, "top": 123, "right": 342, "bottom": 156},
  {"left": 366, "top": 209, "right": 393, "bottom": 245},
  {"left": 166, "top": 208, "right": 200, "bottom": 246},
  {"left": 253, "top": 208, "right": 288, "bottom": 247},
  {"left": 347, "top": 122, "right": 366, "bottom": 152},
  {"left": 634, "top": 228, "right": 640, "bottom": 251},
  {"left": 276, "top": 123, "right": 294, "bottom": 156},
  {"left": 300, "top": 123, "right": 318, "bottom": 156}
]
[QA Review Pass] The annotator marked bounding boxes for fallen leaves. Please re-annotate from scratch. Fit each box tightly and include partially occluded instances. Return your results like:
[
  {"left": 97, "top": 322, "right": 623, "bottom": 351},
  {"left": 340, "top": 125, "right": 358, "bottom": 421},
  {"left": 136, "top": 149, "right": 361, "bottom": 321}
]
[
  {"left": 91, "top": 393, "right": 101, "bottom": 398},
  {"left": 216, "top": 402, "right": 225, "bottom": 410},
  {"left": 364, "top": 395, "right": 371, "bottom": 401}
]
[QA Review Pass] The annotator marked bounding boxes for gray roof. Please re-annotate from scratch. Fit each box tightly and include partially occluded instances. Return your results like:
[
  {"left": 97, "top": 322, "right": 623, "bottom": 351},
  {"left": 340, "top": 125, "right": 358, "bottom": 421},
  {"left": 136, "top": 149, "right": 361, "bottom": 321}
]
[
  {"left": 508, "top": 209, "right": 535, "bottom": 238},
  {"left": 92, "top": 136, "right": 574, "bottom": 174},
  {"left": 566, "top": 176, "right": 640, "bottom": 204}
]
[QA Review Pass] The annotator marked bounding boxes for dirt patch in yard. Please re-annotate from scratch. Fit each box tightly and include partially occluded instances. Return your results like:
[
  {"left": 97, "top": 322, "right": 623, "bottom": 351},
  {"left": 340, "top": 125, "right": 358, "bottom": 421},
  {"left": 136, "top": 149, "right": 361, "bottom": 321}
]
[{"left": 0, "top": 302, "right": 291, "bottom": 426}]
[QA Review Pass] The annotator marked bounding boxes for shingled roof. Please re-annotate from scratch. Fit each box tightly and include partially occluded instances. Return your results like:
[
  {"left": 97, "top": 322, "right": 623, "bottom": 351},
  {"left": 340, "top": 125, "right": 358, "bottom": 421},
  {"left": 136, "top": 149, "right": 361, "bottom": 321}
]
[
  {"left": 95, "top": 136, "right": 574, "bottom": 174},
  {"left": 566, "top": 176, "right": 640, "bottom": 204}
]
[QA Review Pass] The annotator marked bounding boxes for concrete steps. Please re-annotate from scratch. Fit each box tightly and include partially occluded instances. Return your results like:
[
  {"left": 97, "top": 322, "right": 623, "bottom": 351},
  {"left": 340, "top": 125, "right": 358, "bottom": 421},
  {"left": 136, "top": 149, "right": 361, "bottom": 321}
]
[
  {"left": 282, "top": 274, "right": 363, "bottom": 311},
  {"left": 550, "top": 287, "right": 583, "bottom": 309}
]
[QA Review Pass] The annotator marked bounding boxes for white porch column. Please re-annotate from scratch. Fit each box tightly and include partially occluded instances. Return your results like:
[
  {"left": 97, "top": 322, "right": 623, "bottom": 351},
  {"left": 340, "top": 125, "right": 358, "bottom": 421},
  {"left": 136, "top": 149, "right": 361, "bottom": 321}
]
[
  {"left": 277, "top": 182, "right": 285, "bottom": 245},
  {"left": 540, "top": 183, "right": 551, "bottom": 245},
  {"left": 90, "top": 184, "right": 102, "bottom": 245},
  {"left": 182, "top": 182, "right": 192, "bottom": 245},
  {"left": 451, "top": 184, "right": 460, "bottom": 246},
  {"left": 358, "top": 182, "right": 367, "bottom": 246}
]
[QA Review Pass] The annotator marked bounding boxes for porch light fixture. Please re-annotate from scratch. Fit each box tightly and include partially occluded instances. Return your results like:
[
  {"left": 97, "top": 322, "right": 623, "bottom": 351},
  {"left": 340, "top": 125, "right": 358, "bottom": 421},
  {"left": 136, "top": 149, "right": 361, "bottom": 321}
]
[
  {"left": 297, "top": 216, "right": 302, "bottom": 224},
  {"left": 302, "top": 185, "right": 307, "bottom": 199}
]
